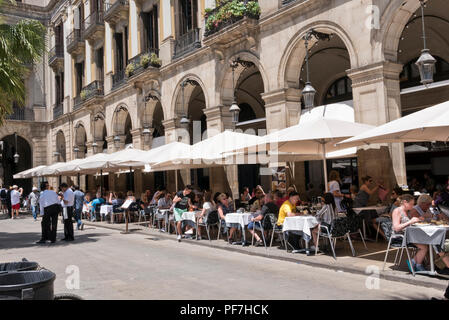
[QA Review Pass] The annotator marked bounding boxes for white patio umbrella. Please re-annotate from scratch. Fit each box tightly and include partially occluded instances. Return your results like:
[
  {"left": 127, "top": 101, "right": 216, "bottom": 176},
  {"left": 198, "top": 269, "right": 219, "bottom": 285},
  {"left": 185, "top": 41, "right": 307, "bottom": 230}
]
[
  {"left": 150, "top": 131, "right": 263, "bottom": 171},
  {"left": 32, "top": 162, "right": 68, "bottom": 177},
  {"left": 13, "top": 165, "right": 46, "bottom": 179},
  {"left": 337, "top": 100, "right": 449, "bottom": 148}
]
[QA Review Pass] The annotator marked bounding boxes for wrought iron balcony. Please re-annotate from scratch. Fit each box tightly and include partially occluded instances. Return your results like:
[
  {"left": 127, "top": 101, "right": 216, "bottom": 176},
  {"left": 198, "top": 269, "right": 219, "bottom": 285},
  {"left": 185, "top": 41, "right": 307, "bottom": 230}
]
[
  {"left": 6, "top": 106, "right": 35, "bottom": 121},
  {"left": 53, "top": 102, "right": 63, "bottom": 120},
  {"left": 126, "top": 48, "right": 160, "bottom": 78},
  {"left": 104, "top": 0, "right": 129, "bottom": 23},
  {"left": 282, "top": 0, "right": 297, "bottom": 5},
  {"left": 112, "top": 69, "right": 126, "bottom": 89},
  {"left": 73, "top": 95, "right": 83, "bottom": 111},
  {"left": 66, "top": 29, "right": 85, "bottom": 55},
  {"left": 173, "top": 28, "right": 201, "bottom": 60},
  {"left": 83, "top": 11, "right": 105, "bottom": 42},
  {"left": 80, "top": 80, "right": 104, "bottom": 102},
  {"left": 48, "top": 45, "right": 64, "bottom": 72}
]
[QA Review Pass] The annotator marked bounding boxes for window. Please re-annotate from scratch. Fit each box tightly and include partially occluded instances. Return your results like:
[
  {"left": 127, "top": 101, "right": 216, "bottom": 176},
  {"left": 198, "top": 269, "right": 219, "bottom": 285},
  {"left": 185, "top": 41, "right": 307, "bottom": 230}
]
[
  {"left": 96, "top": 47, "right": 104, "bottom": 81},
  {"left": 323, "top": 77, "right": 353, "bottom": 104},
  {"left": 75, "top": 62, "right": 84, "bottom": 95},
  {"left": 141, "top": 6, "right": 159, "bottom": 52},
  {"left": 400, "top": 56, "right": 449, "bottom": 89},
  {"left": 178, "top": 0, "right": 198, "bottom": 36}
]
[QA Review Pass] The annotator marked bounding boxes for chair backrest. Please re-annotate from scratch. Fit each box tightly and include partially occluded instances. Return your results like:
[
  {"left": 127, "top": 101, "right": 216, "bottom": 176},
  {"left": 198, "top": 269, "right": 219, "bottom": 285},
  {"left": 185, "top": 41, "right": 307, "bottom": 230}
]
[
  {"left": 439, "top": 205, "right": 449, "bottom": 218},
  {"left": 205, "top": 210, "right": 219, "bottom": 225},
  {"left": 265, "top": 214, "right": 277, "bottom": 230}
]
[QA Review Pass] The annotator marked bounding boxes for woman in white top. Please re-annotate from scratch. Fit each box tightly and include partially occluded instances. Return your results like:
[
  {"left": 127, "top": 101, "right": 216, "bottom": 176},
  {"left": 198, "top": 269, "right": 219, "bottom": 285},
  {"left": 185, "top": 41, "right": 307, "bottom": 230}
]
[
  {"left": 197, "top": 191, "right": 214, "bottom": 240},
  {"left": 10, "top": 185, "right": 23, "bottom": 219},
  {"left": 328, "top": 170, "right": 347, "bottom": 213}
]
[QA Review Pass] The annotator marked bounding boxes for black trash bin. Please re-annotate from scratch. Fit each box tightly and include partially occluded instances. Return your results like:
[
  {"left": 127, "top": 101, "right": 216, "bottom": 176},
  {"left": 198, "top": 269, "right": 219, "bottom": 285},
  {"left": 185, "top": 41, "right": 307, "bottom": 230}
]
[
  {"left": 0, "top": 270, "right": 56, "bottom": 300},
  {"left": 0, "top": 260, "right": 39, "bottom": 273}
]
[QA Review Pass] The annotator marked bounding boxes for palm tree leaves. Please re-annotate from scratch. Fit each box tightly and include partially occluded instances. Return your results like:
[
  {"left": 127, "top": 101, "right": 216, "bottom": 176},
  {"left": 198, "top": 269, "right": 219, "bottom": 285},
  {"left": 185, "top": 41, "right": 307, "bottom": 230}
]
[{"left": 0, "top": 0, "right": 45, "bottom": 124}]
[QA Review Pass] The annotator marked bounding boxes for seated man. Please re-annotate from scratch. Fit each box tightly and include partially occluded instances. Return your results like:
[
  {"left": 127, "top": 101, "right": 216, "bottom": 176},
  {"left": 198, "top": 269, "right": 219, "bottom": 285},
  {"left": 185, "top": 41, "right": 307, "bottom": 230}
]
[
  {"left": 248, "top": 193, "right": 279, "bottom": 246},
  {"left": 277, "top": 191, "right": 301, "bottom": 250},
  {"left": 90, "top": 195, "right": 105, "bottom": 222}
]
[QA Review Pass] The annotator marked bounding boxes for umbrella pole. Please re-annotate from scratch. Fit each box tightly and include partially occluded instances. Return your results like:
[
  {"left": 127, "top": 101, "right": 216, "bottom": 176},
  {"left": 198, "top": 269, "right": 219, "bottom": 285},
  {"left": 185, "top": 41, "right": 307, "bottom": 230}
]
[
  {"left": 175, "top": 169, "right": 178, "bottom": 191},
  {"left": 77, "top": 173, "right": 80, "bottom": 186},
  {"left": 322, "top": 143, "right": 329, "bottom": 193},
  {"left": 100, "top": 169, "right": 103, "bottom": 196}
]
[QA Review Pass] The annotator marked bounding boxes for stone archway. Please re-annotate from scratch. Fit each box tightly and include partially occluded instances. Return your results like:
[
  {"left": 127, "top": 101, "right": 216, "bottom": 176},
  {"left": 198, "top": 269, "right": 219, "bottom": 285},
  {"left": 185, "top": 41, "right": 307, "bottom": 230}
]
[
  {"left": 0, "top": 134, "right": 33, "bottom": 193},
  {"left": 55, "top": 130, "right": 66, "bottom": 162},
  {"left": 74, "top": 122, "right": 87, "bottom": 158},
  {"left": 171, "top": 74, "right": 209, "bottom": 121}
]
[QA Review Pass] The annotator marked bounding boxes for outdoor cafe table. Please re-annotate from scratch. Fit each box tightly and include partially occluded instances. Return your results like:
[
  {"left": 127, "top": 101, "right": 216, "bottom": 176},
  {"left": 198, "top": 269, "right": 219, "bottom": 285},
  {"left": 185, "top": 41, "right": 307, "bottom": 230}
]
[
  {"left": 181, "top": 211, "right": 202, "bottom": 238},
  {"left": 352, "top": 206, "right": 388, "bottom": 240},
  {"left": 282, "top": 216, "right": 319, "bottom": 254},
  {"left": 225, "top": 213, "right": 253, "bottom": 246},
  {"left": 404, "top": 224, "right": 449, "bottom": 277},
  {"left": 100, "top": 205, "right": 114, "bottom": 223}
]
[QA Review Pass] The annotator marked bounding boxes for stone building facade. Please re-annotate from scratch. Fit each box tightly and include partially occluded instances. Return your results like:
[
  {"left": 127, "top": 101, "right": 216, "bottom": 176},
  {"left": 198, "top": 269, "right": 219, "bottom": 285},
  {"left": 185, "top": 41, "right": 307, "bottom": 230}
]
[{"left": 1, "top": 0, "right": 448, "bottom": 198}]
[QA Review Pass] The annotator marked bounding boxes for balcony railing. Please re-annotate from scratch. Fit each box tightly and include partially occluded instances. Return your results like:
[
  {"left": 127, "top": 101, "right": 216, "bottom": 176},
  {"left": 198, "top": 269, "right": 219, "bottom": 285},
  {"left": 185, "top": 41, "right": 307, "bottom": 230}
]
[
  {"left": 6, "top": 106, "right": 34, "bottom": 121},
  {"left": 80, "top": 80, "right": 104, "bottom": 102},
  {"left": 126, "top": 48, "right": 160, "bottom": 77},
  {"left": 173, "top": 28, "right": 201, "bottom": 60},
  {"left": 112, "top": 69, "right": 126, "bottom": 89},
  {"left": 48, "top": 45, "right": 64, "bottom": 65},
  {"left": 73, "top": 95, "right": 82, "bottom": 110},
  {"left": 204, "top": 0, "right": 260, "bottom": 37},
  {"left": 53, "top": 103, "right": 63, "bottom": 120},
  {"left": 83, "top": 11, "right": 104, "bottom": 40},
  {"left": 282, "top": 0, "right": 297, "bottom": 5},
  {"left": 104, "top": 0, "right": 129, "bottom": 22},
  {"left": 66, "top": 29, "right": 84, "bottom": 54}
]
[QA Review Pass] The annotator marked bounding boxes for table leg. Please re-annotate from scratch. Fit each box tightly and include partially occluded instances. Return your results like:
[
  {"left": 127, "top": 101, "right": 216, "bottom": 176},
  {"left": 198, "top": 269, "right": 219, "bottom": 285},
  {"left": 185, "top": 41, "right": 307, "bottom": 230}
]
[
  {"left": 429, "top": 244, "right": 435, "bottom": 274},
  {"left": 242, "top": 224, "right": 246, "bottom": 246}
]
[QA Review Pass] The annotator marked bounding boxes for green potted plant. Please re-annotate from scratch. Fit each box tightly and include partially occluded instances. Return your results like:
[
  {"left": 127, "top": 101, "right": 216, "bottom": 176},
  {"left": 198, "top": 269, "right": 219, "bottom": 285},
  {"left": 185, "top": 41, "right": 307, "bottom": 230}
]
[
  {"left": 125, "top": 62, "right": 136, "bottom": 77},
  {"left": 80, "top": 89, "right": 87, "bottom": 100},
  {"left": 140, "top": 53, "right": 150, "bottom": 68},
  {"left": 150, "top": 53, "right": 162, "bottom": 68}
]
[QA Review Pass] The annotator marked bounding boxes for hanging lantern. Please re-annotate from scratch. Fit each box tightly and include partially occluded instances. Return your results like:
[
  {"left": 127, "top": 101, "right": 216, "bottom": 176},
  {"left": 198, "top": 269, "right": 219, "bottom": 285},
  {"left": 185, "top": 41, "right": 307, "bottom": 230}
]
[
  {"left": 13, "top": 153, "right": 19, "bottom": 164},
  {"left": 180, "top": 116, "right": 190, "bottom": 129},
  {"left": 230, "top": 101, "right": 240, "bottom": 124},
  {"left": 113, "top": 135, "right": 121, "bottom": 148},
  {"left": 302, "top": 82, "right": 316, "bottom": 109},
  {"left": 416, "top": 49, "right": 436, "bottom": 87}
]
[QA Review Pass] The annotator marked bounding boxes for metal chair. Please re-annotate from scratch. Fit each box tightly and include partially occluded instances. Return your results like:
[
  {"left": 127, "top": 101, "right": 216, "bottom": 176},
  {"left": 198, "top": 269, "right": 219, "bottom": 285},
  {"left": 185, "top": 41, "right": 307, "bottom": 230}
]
[
  {"left": 382, "top": 232, "right": 416, "bottom": 273},
  {"left": 267, "top": 214, "right": 286, "bottom": 249},
  {"left": 250, "top": 216, "right": 268, "bottom": 249},
  {"left": 197, "top": 210, "right": 220, "bottom": 241},
  {"left": 314, "top": 223, "right": 356, "bottom": 260}
]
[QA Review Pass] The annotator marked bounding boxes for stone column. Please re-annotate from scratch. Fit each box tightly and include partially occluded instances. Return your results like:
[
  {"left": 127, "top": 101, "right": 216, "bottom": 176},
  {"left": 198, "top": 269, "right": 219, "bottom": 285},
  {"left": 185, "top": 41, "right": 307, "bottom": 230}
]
[
  {"left": 110, "top": 134, "right": 126, "bottom": 152},
  {"left": 131, "top": 128, "right": 143, "bottom": 149},
  {"left": 348, "top": 61, "right": 407, "bottom": 192},
  {"left": 159, "top": 0, "right": 175, "bottom": 65},
  {"left": 104, "top": 22, "right": 113, "bottom": 95},
  {"left": 129, "top": 0, "right": 139, "bottom": 58}
]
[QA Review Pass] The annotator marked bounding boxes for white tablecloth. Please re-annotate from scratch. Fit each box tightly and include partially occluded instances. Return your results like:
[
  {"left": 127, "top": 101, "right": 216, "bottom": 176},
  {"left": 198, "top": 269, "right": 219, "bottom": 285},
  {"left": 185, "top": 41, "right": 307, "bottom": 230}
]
[
  {"left": 225, "top": 213, "right": 252, "bottom": 230},
  {"left": 352, "top": 206, "right": 388, "bottom": 215},
  {"left": 100, "top": 205, "right": 113, "bottom": 216},
  {"left": 282, "top": 216, "right": 319, "bottom": 237},
  {"left": 181, "top": 211, "right": 198, "bottom": 223}
]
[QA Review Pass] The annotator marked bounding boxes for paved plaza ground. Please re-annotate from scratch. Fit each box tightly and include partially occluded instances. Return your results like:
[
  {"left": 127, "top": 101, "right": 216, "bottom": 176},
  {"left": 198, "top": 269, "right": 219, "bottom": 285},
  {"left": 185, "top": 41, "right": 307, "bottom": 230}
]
[{"left": 1, "top": 213, "right": 448, "bottom": 300}]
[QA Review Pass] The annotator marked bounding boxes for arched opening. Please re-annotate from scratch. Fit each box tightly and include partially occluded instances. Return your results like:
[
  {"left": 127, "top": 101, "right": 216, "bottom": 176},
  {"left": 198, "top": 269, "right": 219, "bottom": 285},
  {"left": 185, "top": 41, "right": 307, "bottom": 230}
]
[
  {"left": 1, "top": 134, "right": 32, "bottom": 194},
  {"left": 124, "top": 113, "right": 132, "bottom": 146},
  {"left": 55, "top": 130, "right": 66, "bottom": 162},
  {"left": 113, "top": 106, "right": 131, "bottom": 150},
  {"left": 394, "top": 0, "right": 449, "bottom": 190}
]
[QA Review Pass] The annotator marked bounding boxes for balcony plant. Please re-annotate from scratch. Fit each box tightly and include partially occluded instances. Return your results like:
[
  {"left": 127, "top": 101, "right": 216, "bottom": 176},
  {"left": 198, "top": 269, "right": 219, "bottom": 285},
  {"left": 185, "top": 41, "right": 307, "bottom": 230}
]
[
  {"left": 150, "top": 53, "right": 162, "bottom": 68},
  {"left": 204, "top": 0, "right": 260, "bottom": 37},
  {"left": 125, "top": 62, "right": 136, "bottom": 77},
  {"left": 140, "top": 53, "right": 150, "bottom": 68}
]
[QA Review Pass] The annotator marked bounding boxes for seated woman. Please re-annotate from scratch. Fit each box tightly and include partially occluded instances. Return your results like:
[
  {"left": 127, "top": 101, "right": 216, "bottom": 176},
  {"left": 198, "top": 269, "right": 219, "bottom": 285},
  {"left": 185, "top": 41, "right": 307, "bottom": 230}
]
[
  {"left": 311, "top": 193, "right": 337, "bottom": 251},
  {"left": 372, "top": 187, "right": 402, "bottom": 240},
  {"left": 125, "top": 191, "right": 136, "bottom": 203},
  {"left": 197, "top": 191, "right": 215, "bottom": 240},
  {"left": 409, "top": 194, "right": 433, "bottom": 221},
  {"left": 217, "top": 193, "right": 236, "bottom": 243},
  {"left": 82, "top": 193, "right": 92, "bottom": 220},
  {"left": 353, "top": 176, "right": 380, "bottom": 208},
  {"left": 391, "top": 194, "right": 428, "bottom": 272},
  {"left": 90, "top": 194, "right": 105, "bottom": 222}
]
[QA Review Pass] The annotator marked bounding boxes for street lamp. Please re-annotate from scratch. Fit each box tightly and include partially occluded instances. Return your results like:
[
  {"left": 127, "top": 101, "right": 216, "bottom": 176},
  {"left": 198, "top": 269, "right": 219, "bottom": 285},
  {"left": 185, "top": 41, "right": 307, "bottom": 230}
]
[
  {"left": 13, "top": 132, "right": 19, "bottom": 164},
  {"left": 302, "top": 30, "right": 330, "bottom": 109},
  {"left": 73, "top": 145, "right": 80, "bottom": 158},
  {"left": 230, "top": 60, "right": 240, "bottom": 128},
  {"left": 415, "top": 0, "right": 436, "bottom": 87}
]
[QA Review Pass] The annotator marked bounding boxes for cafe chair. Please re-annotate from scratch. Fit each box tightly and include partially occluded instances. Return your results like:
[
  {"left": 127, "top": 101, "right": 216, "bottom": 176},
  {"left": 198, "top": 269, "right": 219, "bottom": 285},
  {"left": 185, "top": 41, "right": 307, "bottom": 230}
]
[
  {"left": 314, "top": 223, "right": 356, "bottom": 260},
  {"left": 217, "top": 216, "right": 230, "bottom": 241},
  {"left": 382, "top": 232, "right": 417, "bottom": 273},
  {"left": 197, "top": 210, "right": 220, "bottom": 242},
  {"left": 438, "top": 205, "right": 449, "bottom": 218},
  {"left": 267, "top": 214, "right": 286, "bottom": 249},
  {"left": 251, "top": 216, "right": 269, "bottom": 249}
]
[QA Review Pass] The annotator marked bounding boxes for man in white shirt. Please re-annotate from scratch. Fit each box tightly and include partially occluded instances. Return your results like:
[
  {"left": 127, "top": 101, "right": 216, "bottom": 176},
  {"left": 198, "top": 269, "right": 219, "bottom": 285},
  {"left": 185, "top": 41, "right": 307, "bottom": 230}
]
[
  {"left": 37, "top": 181, "right": 61, "bottom": 244},
  {"left": 60, "top": 183, "right": 75, "bottom": 241},
  {"left": 10, "top": 185, "right": 23, "bottom": 219}
]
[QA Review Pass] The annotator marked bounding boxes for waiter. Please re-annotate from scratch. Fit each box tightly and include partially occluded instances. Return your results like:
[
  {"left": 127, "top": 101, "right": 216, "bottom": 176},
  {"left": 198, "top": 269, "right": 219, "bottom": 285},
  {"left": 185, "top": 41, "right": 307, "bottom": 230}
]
[
  {"left": 36, "top": 181, "right": 61, "bottom": 244},
  {"left": 60, "top": 183, "right": 75, "bottom": 241}
]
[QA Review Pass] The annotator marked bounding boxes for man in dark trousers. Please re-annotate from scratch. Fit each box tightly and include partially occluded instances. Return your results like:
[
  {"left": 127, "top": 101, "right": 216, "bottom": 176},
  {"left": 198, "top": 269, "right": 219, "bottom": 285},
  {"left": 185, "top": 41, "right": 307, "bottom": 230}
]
[
  {"left": 60, "top": 183, "right": 75, "bottom": 241},
  {"left": 6, "top": 186, "right": 12, "bottom": 219},
  {"left": 36, "top": 181, "right": 61, "bottom": 244}
]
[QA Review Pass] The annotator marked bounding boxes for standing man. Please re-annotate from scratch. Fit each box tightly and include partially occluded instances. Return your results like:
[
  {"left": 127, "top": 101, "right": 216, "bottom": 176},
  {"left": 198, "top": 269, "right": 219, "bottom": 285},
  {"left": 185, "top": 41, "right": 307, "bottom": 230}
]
[
  {"left": 29, "top": 187, "right": 40, "bottom": 221},
  {"left": 0, "top": 185, "right": 7, "bottom": 214},
  {"left": 73, "top": 185, "right": 85, "bottom": 231},
  {"left": 60, "top": 183, "right": 75, "bottom": 241},
  {"left": 6, "top": 186, "right": 12, "bottom": 218},
  {"left": 10, "top": 185, "right": 23, "bottom": 219},
  {"left": 172, "top": 185, "right": 194, "bottom": 242},
  {"left": 37, "top": 181, "right": 61, "bottom": 244}
]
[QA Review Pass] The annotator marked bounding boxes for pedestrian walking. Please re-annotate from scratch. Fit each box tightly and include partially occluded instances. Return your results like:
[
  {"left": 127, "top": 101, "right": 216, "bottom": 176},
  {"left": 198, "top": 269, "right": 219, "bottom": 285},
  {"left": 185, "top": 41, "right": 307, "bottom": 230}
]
[
  {"left": 60, "top": 183, "right": 75, "bottom": 241},
  {"left": 10, "top": 185, "right": 23, "bottom": 219},
  {"left": 36, "top": 181, "right": 61, "bottom": 244},
  {"left": 28, "top": 187, "right": 40, "bottom": 221},
  {"left": 73, "top": 185, "right": 85, "bottom": 231},
  {"left": 6, "top": 186, "right": 12, "bottom": 218},
  {"left": 0, "top": 185, "right": 8, "bottom": 214}
]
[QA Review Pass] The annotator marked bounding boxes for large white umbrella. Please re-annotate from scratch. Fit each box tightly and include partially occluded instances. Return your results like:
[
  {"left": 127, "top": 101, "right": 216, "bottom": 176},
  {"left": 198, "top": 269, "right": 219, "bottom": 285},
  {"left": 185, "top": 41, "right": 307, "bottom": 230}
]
[
  {"left": 150, "top": 131, "right": 263, "bottom": 171},
  {"left": 13, "top": 165, "right": 46, "bottom": 179},
  {"left": 338, "top": 100, "right": 449, "bottom": 148},
  {"left": 32, "top": 162, "right": 68, "bottom": 177},
  {"left": 234, "top": 116, "right": 374, "bottom": 192}
]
